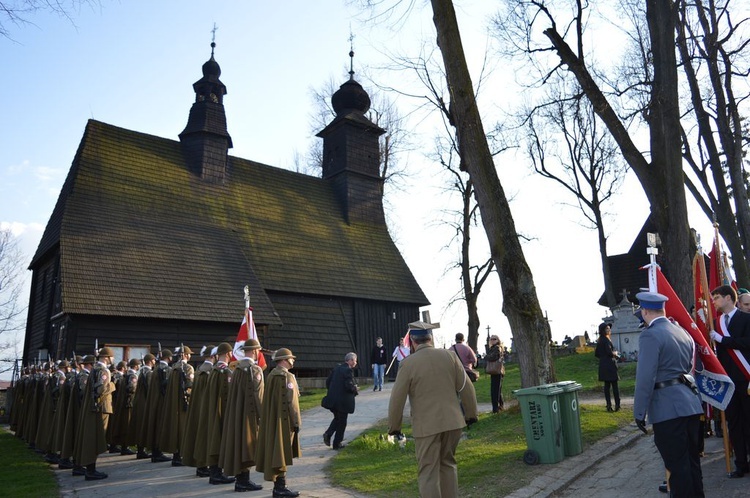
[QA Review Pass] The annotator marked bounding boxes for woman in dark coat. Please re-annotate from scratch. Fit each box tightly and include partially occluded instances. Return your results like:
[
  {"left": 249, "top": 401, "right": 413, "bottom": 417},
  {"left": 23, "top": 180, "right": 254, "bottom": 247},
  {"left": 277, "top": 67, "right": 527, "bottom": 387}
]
[
  {"left": 595, "top": 322, "right": 620, "bottom": 411},
  {"left": 485, "top": 335, "right": 505, "bottom": 413}
]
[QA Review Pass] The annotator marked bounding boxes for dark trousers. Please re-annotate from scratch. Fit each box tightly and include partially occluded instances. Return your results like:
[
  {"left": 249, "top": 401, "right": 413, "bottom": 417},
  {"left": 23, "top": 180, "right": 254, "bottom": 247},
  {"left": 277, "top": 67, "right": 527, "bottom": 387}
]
[
  {"left": 725, "top": 385, "right": 750, "bottom": 471},
  {"left": 604, "top": 381, "right": 620, "bottom": 409},
  {"left": 325, "top": 409, "right": 349, "bottom": 448},
  {"left": 653, "top": 414, "right": 704, "bottom": 498},
  {"left": 490, "top": 374, "right": 504, "bottom": 412}
]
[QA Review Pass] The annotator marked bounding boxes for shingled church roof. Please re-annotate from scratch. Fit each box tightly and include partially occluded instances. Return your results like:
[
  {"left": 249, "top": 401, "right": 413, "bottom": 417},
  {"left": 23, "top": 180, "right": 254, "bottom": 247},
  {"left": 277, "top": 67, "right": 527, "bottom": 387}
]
[{"left": 31, "top": 119, "right": 428, "bottom": 325}]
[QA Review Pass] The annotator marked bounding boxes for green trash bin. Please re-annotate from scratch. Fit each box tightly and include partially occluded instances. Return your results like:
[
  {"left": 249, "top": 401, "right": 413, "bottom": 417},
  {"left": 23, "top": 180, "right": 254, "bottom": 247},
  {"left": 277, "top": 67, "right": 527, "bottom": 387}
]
[
  {"left": 553, "top": 381, "right": 583, "bottom": 456},
  {"left": 513, "top": 384, "right": 564, "bottom": 465}
]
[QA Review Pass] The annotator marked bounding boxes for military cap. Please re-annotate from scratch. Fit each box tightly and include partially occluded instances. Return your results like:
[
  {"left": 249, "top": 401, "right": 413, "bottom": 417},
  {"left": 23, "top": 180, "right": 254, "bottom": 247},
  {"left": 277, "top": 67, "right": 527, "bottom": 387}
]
[
  {"left": 241, "top": 339, "right": 261, "bottom": 351},
  {"left": 272, "top": 347, "right": 296, "bottom": 361},
  {"left": 635, "top": 291, "right": 668, "bottom": 310},
  {"left": 115, "top": 360, "right": 127, "bottom": 370},
  {"left": 177, "top": 345, "right": 193, "bottom": 355},
  {"left": 216, "top": 342, "right": 233, "bottom": 356},
  {"left": 128, "top": 358, "right": 142, "bottom": 368},
  {"left": 98, "top": 346, "right": 115, "bottom": 358},
  {"left": 407, "top": 320, "right": 439, "bottom": 337},
  {"left": 143, "top": 353, "right": 155, "bottom": 362},
  {"left": 59, "top": 360, "right": 70, "bottom": 368},
  {"left": 81, "top": 355, "right": 96, "bottom": 365},
  {"left": 160, "top": 349, "right": 173, "bottom": 359},
  {"left": 200, "top": 344, "right": 216, "bottom": 356}
]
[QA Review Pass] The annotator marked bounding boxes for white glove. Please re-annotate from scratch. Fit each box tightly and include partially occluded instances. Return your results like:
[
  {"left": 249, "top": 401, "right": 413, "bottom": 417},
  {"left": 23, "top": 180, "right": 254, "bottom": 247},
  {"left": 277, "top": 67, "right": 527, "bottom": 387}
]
[{"left": 709, "top": 330, "right": 723, "bottom": 343}]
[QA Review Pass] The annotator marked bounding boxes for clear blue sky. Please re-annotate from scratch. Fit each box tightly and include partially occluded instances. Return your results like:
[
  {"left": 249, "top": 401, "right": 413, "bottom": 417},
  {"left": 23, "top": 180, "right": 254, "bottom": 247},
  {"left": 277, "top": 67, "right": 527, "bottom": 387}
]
[{"left": 1, "top": 1, "right": 716, "bottom": 363}]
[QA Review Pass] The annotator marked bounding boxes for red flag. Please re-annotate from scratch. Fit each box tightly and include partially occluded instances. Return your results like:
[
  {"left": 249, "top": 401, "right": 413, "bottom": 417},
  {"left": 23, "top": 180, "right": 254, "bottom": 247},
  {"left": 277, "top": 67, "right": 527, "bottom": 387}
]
[
  {"left": 643, "top": 263, "right": 734, "bottom": 409},
  {"left": 232, "top": 307, "right": 267, "bottom": 369}
]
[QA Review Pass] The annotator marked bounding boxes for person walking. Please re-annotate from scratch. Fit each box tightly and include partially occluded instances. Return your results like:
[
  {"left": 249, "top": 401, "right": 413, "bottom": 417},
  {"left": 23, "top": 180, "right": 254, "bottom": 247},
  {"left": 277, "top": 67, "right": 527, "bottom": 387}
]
[
  {"left": 633, "top": 292, "right": 704, "bottom": 497},
  {"left": 256, "top": 348, "right": 301, "bottom": 498},
  {"left": 322, "top": 352, "right": 359, "bottom": 450},
  {"left": 485, "top": 335, "right": 505, "bottom": 413},
  {"left": 709, "top": 285, "right": 750, "bottom": 478},
  {"left": 595, "top": 322, "right": 621, "bottom": 412},
  {"left": 371, "top": 338, "right": 387, "bottom": 391},
  {"left": 451, "top": 333, "right": 478, "bottom": 382},
  {"left": 388, "top": 323, "right": 478, "bottom": 498}
]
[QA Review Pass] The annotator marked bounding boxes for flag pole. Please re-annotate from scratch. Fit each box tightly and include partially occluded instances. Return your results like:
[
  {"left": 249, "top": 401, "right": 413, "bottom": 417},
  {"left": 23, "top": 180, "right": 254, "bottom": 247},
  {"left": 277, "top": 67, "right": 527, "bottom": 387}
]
[{"left": 384, "top": 354, "right": 397, "bottom": 376}]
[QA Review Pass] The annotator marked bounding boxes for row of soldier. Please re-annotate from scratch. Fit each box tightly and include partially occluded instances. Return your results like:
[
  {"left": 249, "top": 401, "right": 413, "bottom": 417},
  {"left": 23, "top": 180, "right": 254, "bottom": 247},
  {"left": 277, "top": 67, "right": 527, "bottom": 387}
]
[{"left": 9, "top": 341, "right": 302, "bottom": 497}]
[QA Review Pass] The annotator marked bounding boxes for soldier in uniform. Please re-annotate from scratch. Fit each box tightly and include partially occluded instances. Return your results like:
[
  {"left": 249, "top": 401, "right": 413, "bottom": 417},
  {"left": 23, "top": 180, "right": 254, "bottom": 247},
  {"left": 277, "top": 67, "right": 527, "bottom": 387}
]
[
  {"left": 42, "top": 360, "right": 70, "bottom": 463},
  {"left": 112, "top": 358, "right": 140, "bottom": 455},
  {"left": 160, "top": 345, "right": 194, "bottom": 466},
  {"left": 205, "top": 342, "right": 235, "bottom": 484},
  {"left": 219, "top": 339, "right": 265, "bottom": 492},
  {"left": 182, "top": 344, "right": 216, "bottom": 477},
  {"left": 107, "top": 360, "right": 128, "bottom": 453},
  {"left": 633, "top": 292, "right": 704, "bottom": 497},
  {"left": 145, "top": 348, "right": 172, "bottom": 463},
  {"left": 388, "top": 323, "right": 478, "bottom": 498},
  {"left": 74, "top": 347, "right": 116, "bottom": 480},
  {"left": 51, "top": 360, "right": 75, "bottom": 466},
  {"left": 62, "top": 355, "right": 91, "bottom": 474},
  {"left": 132, "top": 353, "right": 155, "bottom": 459},
  {"left": 256, "top": 348, "right": 301, "bottom": 498}
]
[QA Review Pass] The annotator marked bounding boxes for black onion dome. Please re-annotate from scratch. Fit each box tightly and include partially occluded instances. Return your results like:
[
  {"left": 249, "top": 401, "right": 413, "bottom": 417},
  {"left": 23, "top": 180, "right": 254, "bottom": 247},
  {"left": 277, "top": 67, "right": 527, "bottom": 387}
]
[
  {"left": 331, "top": 79, "right": 370, "bottom": 115},
  {"left": 202, "top": 56, "right": 221, "bottom": 78}
]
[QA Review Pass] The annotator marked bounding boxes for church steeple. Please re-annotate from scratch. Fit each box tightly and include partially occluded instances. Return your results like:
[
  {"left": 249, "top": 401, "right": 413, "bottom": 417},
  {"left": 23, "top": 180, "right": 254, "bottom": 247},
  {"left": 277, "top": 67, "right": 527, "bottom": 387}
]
[
  {"left": 316, "top": 44, "right": 386, "bottom": 225},
  {"left": 179, "top": 34, "right": 233, "bottom": 184}
]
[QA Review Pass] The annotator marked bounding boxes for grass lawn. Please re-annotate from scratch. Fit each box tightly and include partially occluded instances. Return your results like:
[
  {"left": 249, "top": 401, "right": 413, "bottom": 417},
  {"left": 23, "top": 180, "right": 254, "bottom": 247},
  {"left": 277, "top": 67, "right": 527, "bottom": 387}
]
[
  {"left": 328, "top": 351, "right": 636, "bottom": 497},
  {"left": 0, "top": 427, "right": 58, "bottom": 497}
]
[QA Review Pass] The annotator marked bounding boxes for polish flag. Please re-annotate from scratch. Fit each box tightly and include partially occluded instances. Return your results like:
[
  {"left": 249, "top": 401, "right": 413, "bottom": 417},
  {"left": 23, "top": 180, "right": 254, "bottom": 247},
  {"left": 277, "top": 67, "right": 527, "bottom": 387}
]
[{"left": 233, "top": 307, "right": 267, "bottom": 369}]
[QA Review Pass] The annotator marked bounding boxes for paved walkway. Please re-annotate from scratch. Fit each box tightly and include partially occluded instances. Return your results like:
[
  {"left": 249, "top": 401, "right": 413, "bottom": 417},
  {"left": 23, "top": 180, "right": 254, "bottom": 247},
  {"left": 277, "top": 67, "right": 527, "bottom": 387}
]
[{"left": 50, "top": 386, "right": 749, "bottom": 497}]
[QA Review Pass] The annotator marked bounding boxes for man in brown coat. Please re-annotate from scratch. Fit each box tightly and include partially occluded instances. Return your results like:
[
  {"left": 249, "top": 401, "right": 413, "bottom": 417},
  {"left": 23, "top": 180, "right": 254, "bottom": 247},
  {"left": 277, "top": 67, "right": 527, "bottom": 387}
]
[
  {"left": 159, "top": 345, "right": 194, "bottom": 466},
  {"left": 205, "top": 342, "right": 235, "bottom": 485},
  {"left": 219, "top": 339, "right": 265, "bottom": 491},
  {"left": 256, "top": 348, "right": 301, "bottom": 498},
  {"left": 388, "top": 324, "right": 478, "bottom": 498},
  {"left": 74, "top": 347, "right": 116, "bottom": 480},
  {"left": 132, "top": 353, "right": 155, "bottom": 459},
  {"left": 145, "top": 348, "right": 172, "bottom": 463},
  {"left": 181, "top": 344, "right": 215, "bottom": 476}
]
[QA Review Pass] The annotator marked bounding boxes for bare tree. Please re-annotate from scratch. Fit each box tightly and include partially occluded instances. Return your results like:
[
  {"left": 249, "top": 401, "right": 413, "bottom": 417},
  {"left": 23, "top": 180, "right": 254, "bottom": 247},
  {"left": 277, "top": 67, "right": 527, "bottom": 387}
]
[
  {"left": 522, "top": 79, "right": 627, "bottom": 307},
  {"left": 495, "top": 0, "right": 695, "bottom": 303},
  {"left": 0, "top": 228, "right": 26, "bottom": 373},
  {"left": 0, "top": 0, "right": 97, "bottom": 38}
]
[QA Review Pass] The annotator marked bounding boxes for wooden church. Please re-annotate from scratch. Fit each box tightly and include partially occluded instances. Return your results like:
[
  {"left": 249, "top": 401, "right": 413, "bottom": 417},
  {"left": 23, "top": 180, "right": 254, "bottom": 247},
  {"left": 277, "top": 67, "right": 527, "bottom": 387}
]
[{"left": 22, "top": 44, "right": 429, "bottom": 376}]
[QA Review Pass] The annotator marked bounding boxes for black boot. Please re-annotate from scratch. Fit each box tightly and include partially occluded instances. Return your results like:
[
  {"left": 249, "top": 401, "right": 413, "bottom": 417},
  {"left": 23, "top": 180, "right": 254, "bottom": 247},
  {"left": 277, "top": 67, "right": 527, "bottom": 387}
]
[
  {"left": 136, "top": 446, "right": 151, "bottom": 459},
  {"left": 209, "top": 465, "right": 236, "bottom": 485},
  {"left": 108, "top": 444, "right": 121, "bottom": 454},
  {"left": 196, "top": 466, "right": 210, "bottom": 477},
  {"left": 58, "top": 457, "right": 74, "bottom": 470},
  {"left": 120, "top": 446, "right": 135, "bottom": 455},
  {"left": 171, "top": 452, "right": 183, "bottom": 467},
  {"left": 44, "top": 452, "right": 60, "bottom": 464},
  {"left": 84, "top": 463, "right": 108, "bottom": 481},
  {"left": 272, "top": 476, "right": 300, "bottom": 497},
  {"left": 72, "top": 464, "right": 86, "bottom": 476},
  {"left": 151, "top": 448, "right": 170, "bottom": 463},
  {"left": 234, "top": 471, "right": 263, "bottom": 492}
]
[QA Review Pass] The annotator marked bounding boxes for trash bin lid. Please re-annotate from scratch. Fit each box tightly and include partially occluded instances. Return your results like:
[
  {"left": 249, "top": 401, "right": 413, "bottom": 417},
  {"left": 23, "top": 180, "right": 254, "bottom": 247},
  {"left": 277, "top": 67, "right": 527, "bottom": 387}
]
[
  {"left": 513, "top": 383, "right": 564, "bottom": 396},
  {"left": 554, "top": 381, "right": 583, "bottom": 392}
]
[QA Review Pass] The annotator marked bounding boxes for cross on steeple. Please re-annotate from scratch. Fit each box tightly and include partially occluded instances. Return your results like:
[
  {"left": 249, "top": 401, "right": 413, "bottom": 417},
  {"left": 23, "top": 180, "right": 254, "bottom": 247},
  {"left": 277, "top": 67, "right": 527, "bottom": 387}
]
[
  {"left": 348, "top": 29, "right": 355, "bottom": 80},
  {"left": 211, "top": 23, "right": 218, "bottom": 56}
]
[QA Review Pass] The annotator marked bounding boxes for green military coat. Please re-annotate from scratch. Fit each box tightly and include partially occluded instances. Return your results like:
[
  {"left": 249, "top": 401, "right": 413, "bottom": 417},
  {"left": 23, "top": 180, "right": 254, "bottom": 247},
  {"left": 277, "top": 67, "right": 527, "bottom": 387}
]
[
  {"left": 255, "top": 365, "right": 301, "bottom": 481},
  {"left": 159, "top": 360, "right": 194, "bottom": 453},
  {"left": 181, "top": 361, "right": 213, "bottom": 467},
  {"left": 74, "top": 362, "right": 115, "bottom": 466},
  {"left": 219, "top": 358, "right": 264, "bottom": 476},
  {"left": 205, "top": 361, "right": 231, "bottom": 467}
]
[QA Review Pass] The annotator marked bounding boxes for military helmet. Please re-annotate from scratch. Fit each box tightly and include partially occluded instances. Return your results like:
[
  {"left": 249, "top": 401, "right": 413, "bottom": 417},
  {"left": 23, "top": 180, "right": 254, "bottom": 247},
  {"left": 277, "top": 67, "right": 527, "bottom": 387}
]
[
  {"left": 160, "top": 349, "right": 173, "bottom": 360},
  {"left": 143, "top": 353, "right": 156, "bottom": 363},
  {"left": 178, "top": 345, "right": 194, "bottom": 355},
  {"left": 241, "top": 339, "right": 261, "bottom": 351},
  {"left": 216, "top": 342, "right": 233, "bottom": 356},
  {"left": 81, "top": 355, "right": 96, "bottom": 365},
  {"left": 98, "top": 346, "right": 115, "bottom": 358},
  {"left": 128, "top": 358, "right": 142, "bottom": 368},
  {"left": 272, "top": 348, "right": 296, "bottom": 361}
]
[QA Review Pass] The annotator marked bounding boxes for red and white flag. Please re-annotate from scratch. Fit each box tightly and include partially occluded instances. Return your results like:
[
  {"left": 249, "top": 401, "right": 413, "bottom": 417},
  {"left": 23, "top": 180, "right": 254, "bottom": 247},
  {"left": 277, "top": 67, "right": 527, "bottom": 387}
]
[
  {"left": 232, "top": 307, "right": 267, "bottom": 369},
  {"left": 642, "top": 263, "right": 734, "bottom": 410}
]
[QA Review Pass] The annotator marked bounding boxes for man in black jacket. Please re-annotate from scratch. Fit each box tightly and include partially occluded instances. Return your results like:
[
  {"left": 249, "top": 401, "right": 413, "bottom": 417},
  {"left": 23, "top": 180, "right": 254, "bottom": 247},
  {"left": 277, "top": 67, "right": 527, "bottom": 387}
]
[
  {"left": 710, "top": 285, "right": 750, "bottom": 478},
  {"left": 323, "top": 353, "right": 359, "bottom": 450}
]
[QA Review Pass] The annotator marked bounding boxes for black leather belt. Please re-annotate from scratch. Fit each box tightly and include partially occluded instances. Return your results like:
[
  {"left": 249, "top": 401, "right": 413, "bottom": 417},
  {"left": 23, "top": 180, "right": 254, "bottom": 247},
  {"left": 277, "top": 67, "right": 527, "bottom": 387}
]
[{"left": 654, "top": 378, "right": 683, "bottom": 389}]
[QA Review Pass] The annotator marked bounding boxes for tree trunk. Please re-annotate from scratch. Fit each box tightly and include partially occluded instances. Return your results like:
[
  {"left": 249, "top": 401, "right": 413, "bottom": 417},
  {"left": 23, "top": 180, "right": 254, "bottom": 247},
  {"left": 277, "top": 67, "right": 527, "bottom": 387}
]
[{"left": 431, "top": 0, "right": 553, "bottom": 386}]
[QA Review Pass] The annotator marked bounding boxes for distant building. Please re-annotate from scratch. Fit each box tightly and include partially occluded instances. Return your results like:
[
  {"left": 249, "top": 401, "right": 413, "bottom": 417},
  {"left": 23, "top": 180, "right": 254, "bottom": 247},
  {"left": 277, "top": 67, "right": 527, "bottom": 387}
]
[{"left": 23, "top": 45, "right": 428, "bottom": 376}]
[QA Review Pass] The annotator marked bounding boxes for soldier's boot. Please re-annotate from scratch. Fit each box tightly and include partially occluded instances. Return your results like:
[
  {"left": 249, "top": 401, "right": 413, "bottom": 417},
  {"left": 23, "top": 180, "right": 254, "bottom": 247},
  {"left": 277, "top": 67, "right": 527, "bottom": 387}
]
[
  {"left": 84, "top": 463, "right": 108, "bottom": 481},
  {"left": 171, "top": 451, "right": 183, "bottom": 467},
  {"left": 120, "top": 446, "right": 135, "bottom": 455},
  {"left": 135, "top": 446, "right": 151, "bottom": 459},
  {"left": 44, "top": 452, "right": 59, "bottom": 464},
  {"left": 151, "top": 447, "right": 170, "bottom": 463},
  {"left": 208, "top": 465, "right": 236, "bottom": 485},
  {"left": 234, "top": 471, "right": 263, "bottom": 492},
  {"left": 196, "top": 466, "right": 211, "bottom": 477},
  {"left": 58, "top": 457, "right": 74, "bottom": 470},
  {"left": 272, "top": 476, "right": 300, "bottom": 498},
  {"left": 108, "top": 444, "right": 121, "bottom": 454},
  {"left": 72, "top": 464, "right": 86, "bottom": 476}
]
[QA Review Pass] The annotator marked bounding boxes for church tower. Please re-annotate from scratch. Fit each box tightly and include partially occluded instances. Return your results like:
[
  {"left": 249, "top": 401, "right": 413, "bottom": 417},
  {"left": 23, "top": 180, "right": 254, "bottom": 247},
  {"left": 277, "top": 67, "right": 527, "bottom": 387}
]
[
  {"left": 316, "top": 49, "right": 386, "bottom": 224},
  {"left": 179, "top": 41, "right": 233, "bottom": 184}
]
